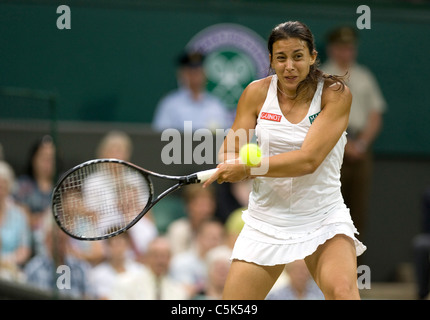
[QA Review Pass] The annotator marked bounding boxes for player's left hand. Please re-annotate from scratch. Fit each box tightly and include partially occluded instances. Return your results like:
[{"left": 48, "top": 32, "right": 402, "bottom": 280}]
[{"left": 202, "top": 161, "right": 249, "bottom": 188}]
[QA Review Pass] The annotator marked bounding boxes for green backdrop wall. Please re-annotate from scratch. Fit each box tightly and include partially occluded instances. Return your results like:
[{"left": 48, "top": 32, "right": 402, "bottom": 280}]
[{"left": 1, "top": 0, "right": 429, "bottom": 157}]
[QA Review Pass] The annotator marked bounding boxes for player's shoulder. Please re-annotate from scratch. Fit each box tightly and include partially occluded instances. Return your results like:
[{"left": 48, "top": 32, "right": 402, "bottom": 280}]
[
  {"left": 235, "top": 76, "right": 272, "bottom": 117},
  {"left": 321, "top": 78, "right": 352, "bottom": 115},
  {"left": 322, "top": 77, "right": 351, "bottom": 103},
  {"left": 242, "top": 76, "right": 272, "bottom": 101},
  {"left": 247, "top": 75, "right": 272, "bottom": 91}
]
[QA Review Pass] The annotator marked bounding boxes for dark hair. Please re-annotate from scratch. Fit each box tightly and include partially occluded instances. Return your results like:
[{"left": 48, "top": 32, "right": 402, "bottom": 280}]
[{"left": 268, "top": 21, "right": 346, "bottom": 101}]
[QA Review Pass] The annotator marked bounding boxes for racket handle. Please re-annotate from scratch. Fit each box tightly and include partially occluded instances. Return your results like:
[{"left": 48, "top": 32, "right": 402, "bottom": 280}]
[{"left": 196, "top": 168, "right": 218, "bottom": 183}]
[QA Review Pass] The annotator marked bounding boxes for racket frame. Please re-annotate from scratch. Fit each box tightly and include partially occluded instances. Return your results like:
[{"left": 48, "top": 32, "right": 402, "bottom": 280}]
[{"left": 52, "top": 158, "right": 206, "bottom": 241}]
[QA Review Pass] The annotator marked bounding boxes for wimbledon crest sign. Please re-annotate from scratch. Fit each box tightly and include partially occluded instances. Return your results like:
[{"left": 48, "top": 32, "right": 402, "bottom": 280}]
[{"left": 186, "top": 23, "right": 268, "bottom": 113}]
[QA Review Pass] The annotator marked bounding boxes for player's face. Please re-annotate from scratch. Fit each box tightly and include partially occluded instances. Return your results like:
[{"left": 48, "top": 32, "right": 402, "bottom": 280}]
[{"left": 270, "top": 38, "right": 317, "bottom": 95}]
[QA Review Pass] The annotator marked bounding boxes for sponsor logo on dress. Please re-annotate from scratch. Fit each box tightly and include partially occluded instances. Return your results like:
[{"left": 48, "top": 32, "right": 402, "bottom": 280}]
[
  {"left": 260, "top": 112, "right": 282, "bottom": 122},
  {"left": 308, "top": 111, "right": 321, "bottom": 124}
]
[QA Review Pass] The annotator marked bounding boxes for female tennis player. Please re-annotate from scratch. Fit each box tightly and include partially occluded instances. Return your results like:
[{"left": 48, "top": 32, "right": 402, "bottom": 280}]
[{"left": 203, "top": 21, "right": 366, "bottom": 300}]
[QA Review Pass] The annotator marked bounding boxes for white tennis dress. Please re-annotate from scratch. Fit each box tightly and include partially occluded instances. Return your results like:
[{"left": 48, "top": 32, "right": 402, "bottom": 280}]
[{"left": 231, "top": 75, "right": 366, "bottom": 266}]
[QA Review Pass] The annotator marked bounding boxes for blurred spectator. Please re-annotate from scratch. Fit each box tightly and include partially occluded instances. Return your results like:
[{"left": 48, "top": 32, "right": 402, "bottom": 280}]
[
  {"left": 266, "top": 260, "right": 324, "bottom": 300},
  {"left": 96, "top": 130, "right": 133, "bottom": 161},
  {"left": 152, "top": 50, "right": 231, "bottom": 132},
  {"left": 193, "top": 245, "right": 232, "bottom": 300},
  {"left": 321, "top": 26, "right": 387, "bottom": 239},
  {"left": 110, "top": 236, "right": 189, "bottom": 300},
  {"left": 68, "top": 130, "right": 158, "bottom": 265},
  {"left": 412, "top": 186, "right": 430, "bottom": 299},
  {"left": 0, "top": 161, "right": 31, "bottom": 270},
  {"left": 90, "top": 231, "right": 146, "bottom": 300},
  {"left": 24, "top": 216, "right": 93, "bottom": 299},
  {"left": 12, "top": 135, "right": 56, "bottom": 257},
  {"left": 98, "top": 130, "right": 158, "bottom": 261},
  {"left": 169, "top": 218, "right": 225, "bottom": 297},
  {"left": 167, "top": 184, "right": 217, "bottom": 255}
]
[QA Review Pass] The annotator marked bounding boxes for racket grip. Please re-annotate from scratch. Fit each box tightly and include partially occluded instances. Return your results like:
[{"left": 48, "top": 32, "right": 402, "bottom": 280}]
[{"left": 196, "top": 168, "right": 218, "bottom": 183}]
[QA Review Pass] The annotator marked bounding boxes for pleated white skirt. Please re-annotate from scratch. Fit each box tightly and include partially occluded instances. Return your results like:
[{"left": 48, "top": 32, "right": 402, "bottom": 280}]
[{"left": 231, "top": 206, "right": 366, "bottom": 266}]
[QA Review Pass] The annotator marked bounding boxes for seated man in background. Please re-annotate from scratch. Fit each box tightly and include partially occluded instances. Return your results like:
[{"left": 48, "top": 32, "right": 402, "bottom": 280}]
[{"left": 152, "top": 50, "right": 231, "bottom": 132}]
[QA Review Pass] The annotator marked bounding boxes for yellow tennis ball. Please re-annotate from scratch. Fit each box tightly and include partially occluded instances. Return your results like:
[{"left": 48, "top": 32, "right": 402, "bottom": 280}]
[{"left": 239, "top": 143, "right": 262, "bottom": 166}]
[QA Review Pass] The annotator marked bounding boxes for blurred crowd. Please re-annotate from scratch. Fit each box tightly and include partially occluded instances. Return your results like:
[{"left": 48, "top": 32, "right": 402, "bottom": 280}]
[{"left": 0, "top": 131, "right": 323, "bottom": 300}]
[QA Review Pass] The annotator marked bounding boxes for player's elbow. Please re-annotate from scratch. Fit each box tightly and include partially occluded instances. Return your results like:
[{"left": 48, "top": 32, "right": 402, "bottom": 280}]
[
  {"left": 303, "top": 160, "right": 319, "bottom": 175},
  {"left": 301, "top": 154, "right": 322, "bottom": 175}
]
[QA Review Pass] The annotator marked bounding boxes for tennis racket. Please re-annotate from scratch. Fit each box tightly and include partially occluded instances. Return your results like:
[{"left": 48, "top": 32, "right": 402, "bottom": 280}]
[{"left": 51, "top": 158, "right": 217, "bottom": 241}]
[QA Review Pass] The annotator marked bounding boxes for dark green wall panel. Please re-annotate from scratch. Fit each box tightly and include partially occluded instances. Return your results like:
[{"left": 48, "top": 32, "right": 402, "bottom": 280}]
[{"left": 0, "top": 1, "right": 429, "bottom": 155}]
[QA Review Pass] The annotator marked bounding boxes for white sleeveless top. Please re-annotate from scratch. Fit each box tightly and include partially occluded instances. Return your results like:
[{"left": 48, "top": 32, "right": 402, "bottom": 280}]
[{"left": 244, "top": 74, "right": 348, "bottom": 239}]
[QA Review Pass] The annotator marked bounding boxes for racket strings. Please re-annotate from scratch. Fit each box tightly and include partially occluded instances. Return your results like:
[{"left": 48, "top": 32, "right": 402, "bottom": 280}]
[{"left": 54, "top": 162, "right": 151, "bottom": 239}]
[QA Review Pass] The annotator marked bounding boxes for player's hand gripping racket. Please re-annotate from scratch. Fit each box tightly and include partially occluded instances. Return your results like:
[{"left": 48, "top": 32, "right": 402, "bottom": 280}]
[{"left": 51, "top": 159, "right": 217, "bottom": 240}]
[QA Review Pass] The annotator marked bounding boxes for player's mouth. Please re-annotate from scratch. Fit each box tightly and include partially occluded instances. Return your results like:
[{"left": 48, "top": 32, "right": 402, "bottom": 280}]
[{"left": 284, "top": 76, "right": 298, "bottom": 82}]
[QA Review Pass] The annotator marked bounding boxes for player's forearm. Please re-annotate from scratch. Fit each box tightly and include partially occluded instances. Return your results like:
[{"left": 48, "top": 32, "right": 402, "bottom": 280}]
[
  {"left": 249, "top": 150, "right": 317, "bottom": 178},
  {"left": 218, "top": 151, "right": 239, "bottom": 164}
]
